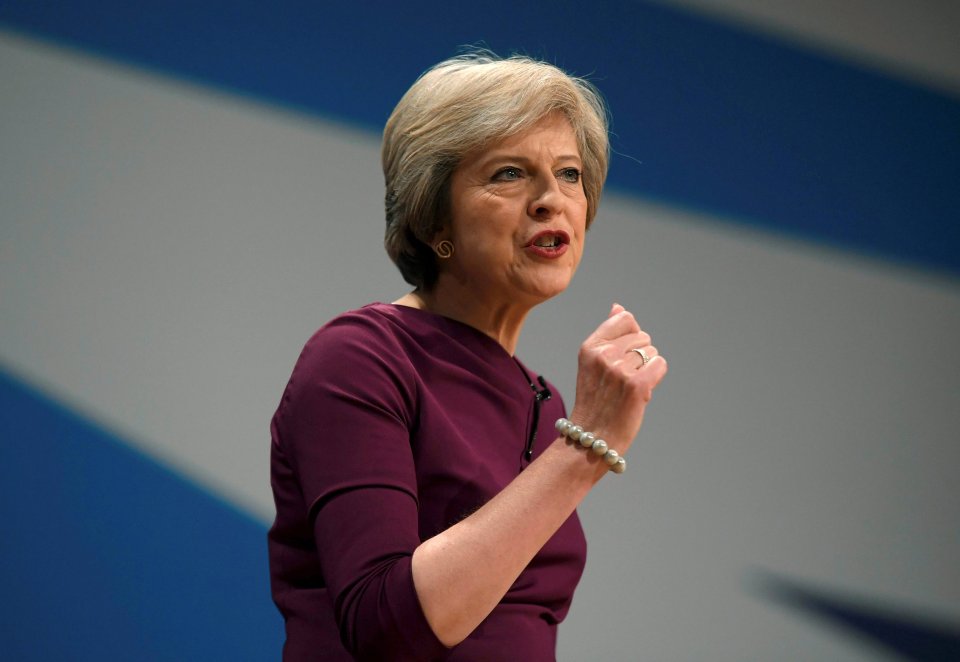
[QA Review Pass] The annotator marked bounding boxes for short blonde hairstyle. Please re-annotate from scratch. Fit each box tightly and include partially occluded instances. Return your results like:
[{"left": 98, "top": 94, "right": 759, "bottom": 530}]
[{"left": 382, "top": 50, "right": 610, "bottom": 290}]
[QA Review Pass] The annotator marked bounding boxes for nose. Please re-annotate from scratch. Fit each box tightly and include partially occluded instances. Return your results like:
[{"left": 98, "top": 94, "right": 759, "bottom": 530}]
[{"left": 527, "top": 175, "right": 562, "bottom": 220}]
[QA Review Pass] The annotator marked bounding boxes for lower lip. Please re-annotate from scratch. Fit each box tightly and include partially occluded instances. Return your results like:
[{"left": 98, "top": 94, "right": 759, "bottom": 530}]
[{"left": 524, "top": 243, "right": 569, "bottom": 259}]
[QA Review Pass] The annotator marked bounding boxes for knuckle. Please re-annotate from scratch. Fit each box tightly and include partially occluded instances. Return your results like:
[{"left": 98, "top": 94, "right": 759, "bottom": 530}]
[
  {"left": 583, "top": 343, "right": 608, "bottom": 362},
  {"left": 600, "top": 343, "right": 621, "bottom": 360}
]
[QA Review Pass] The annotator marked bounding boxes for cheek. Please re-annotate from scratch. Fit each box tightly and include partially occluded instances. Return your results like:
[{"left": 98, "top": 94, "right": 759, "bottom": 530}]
[
  {"left": 459, "top": 221, "right": 516, "bottom": 267},
  {"left": 571, "top": 242, "right": 585, "bottom": 269},
  {"left": 572, "top": 228, "right": 587, "bottom": 266},
  {"left": 463, "top": 205, "right": 520, "bottom": 251}
]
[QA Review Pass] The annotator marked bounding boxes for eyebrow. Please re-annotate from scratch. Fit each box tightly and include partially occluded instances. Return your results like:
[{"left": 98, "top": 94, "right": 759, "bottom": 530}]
[{"left": 478, "top": 153, "right": 583, "bottom": 169}]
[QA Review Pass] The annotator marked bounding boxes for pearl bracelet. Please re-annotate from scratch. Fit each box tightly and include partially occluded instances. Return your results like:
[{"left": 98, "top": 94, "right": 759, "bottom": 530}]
[{"left": 555, "top": 418, "right": 627, "bottom": 474}]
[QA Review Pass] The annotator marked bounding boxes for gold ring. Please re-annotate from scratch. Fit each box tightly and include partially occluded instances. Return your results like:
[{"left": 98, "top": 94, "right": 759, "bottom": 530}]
[{"left": 631, "top": 347, "right": 651, "bottom": 366}]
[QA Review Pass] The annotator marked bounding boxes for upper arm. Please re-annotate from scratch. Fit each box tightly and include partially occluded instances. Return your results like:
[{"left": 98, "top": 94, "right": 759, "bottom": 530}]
[
  {"left": 275, "top": 314, "right": 420, "bottom": 512},
  {"left": 274, "top": 314, "right": 447, "bottom": 659}
]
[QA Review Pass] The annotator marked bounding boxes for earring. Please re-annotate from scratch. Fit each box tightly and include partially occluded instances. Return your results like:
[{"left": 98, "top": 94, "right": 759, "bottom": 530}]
[{"left": 435, "top": 240, "right": 455, "bottom": 259}]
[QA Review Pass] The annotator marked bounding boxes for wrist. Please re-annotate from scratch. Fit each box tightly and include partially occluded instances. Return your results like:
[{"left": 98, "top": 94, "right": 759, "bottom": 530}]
[{"left": 555, "top": 418, "right": 628, "bottom": 475}]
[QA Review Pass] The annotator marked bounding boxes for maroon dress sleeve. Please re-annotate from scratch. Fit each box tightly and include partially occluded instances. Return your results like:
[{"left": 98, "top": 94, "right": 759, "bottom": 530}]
[{"left": 273, "top": 312, "right": 449, "bottom": 660}]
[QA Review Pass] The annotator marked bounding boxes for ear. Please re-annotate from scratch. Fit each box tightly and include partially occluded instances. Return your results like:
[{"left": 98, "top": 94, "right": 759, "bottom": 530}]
[{"left": 429, "top": 224, "right": 452, "bottom": 246}]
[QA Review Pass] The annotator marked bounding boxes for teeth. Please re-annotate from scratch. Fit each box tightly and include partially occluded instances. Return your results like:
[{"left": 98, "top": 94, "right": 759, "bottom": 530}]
[{"left": 534, "top": 235, "right": 559, "bottom": 248}]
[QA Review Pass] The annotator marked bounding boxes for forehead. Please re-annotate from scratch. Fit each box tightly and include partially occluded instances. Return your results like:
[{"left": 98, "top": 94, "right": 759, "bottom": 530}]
[{"left": 465, "top": 112, "right": 581, "bottom": 166}]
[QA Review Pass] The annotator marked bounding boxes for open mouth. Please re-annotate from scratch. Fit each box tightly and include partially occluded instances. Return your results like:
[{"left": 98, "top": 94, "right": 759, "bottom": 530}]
[
  {"left": 534, "top": 235, "right": 562, "bottom": 248},
  {"left": 527, "top": 231, "right": 570, "bottom": 249}
]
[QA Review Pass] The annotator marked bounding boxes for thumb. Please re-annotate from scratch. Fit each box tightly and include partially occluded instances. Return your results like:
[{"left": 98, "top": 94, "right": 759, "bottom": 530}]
[{"left": 609, "top": 302, "right": 625, "bottom": 318}]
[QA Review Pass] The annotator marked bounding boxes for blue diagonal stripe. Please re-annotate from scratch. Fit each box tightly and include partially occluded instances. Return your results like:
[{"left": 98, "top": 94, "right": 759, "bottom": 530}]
[
  {"left": 0, "top": 368, "right": 284, "bottom": 661},
  {"left": 1, "top": 0, "right": 958, "bottom": 276}
]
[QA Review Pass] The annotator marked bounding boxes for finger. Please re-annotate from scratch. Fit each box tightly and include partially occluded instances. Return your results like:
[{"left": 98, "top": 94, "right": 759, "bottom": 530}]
[
  {"left": 629, "top": 354, "right": 668, "bottom": 404},
  {"left": 590, "top": 308, "right": 641, "bottom": 342},
  {"left": 625, "top": 344, "right": 659, "bottom": 367},
  {"left": 615, "top": 331, "right": 653, "bottom": 353},
  {"left": 644, "top": 355, "right": 669, "bottom": 386},
  {"left": 598, "top": 332, "right": 652, "bottom": 361},
  {"left": 609, "top": 302, "right": 625, "bottom": 318}
]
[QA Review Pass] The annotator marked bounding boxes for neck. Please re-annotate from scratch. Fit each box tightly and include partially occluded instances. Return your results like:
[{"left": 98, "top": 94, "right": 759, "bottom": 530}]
[{"left": 393, "top": 278, "right": 533, "bottom": 356}]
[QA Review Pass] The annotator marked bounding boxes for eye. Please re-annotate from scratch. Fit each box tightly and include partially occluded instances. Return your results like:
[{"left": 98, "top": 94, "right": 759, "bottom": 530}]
[
  {"left": 493, "top": 166, "right": 523, "bottom": 181},
  {"left": 558, "top": 167, "right": 581, "bottom": 184}
]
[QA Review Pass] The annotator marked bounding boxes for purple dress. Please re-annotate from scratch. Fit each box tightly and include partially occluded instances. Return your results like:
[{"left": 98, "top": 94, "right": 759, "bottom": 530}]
[{"left": 268, "top": 304, "right": 587, "bottom": 661}]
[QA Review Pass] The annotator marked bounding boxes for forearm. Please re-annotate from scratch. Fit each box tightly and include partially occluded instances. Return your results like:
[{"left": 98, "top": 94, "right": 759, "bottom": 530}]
[{"left": 411, "top": 435, "right": 608, "bottom": 647}]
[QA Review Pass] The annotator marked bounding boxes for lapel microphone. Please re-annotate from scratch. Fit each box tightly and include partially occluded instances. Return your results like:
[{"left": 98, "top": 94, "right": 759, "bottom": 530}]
[{"left": 524, "top": 375, "right": 552, "bottom": 462}]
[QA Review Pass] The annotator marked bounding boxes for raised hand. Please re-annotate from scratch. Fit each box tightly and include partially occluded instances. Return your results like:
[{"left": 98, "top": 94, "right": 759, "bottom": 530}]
[{"left": 567, "top": 303, "right": 668, "bottom": 456}]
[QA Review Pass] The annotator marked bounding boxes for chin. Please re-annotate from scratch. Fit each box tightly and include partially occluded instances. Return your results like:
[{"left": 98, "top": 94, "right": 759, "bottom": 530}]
[
  {"left": 506, "top": 263, "right": 577, "bottom": 305},
  {"left": 523, "top": 278, "right": 572, "bottom": 304}
]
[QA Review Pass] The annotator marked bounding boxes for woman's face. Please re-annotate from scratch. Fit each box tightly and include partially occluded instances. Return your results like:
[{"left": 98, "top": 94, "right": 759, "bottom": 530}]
[{"left": 440, "top": 112, "right": 589, "bottom": 308}]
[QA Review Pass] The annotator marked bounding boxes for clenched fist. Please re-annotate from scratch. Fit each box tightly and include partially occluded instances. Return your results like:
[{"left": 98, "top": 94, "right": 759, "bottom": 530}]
[{"left": 568, "top": 303, "right": 668, "bottom": 457}]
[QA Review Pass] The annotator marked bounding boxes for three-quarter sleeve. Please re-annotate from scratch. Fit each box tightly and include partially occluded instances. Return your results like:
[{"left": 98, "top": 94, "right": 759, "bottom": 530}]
[{"left": 273, "top": 314, "right": 449, "bottom": 660}]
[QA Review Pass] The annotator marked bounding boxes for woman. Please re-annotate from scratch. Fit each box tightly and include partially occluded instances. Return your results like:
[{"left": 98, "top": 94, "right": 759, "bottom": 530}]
[{"left": 268, "top": 51, "right": 667, "bottom": 661}]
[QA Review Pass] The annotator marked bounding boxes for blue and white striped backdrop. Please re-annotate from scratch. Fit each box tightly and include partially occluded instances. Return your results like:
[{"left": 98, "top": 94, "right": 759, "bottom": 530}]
[{"left": 2, "top": 2, "right": 958, "bottom": 659}]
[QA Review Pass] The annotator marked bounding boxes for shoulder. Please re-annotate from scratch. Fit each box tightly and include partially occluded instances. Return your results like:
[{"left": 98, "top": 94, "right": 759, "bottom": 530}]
[
  {"left": 300, "top": 304, "right": 402, "bottom": 364},
  {"left": 276, "top": 304, "right": 420, "bottom": 426},
  {"left": 271, "top": 305, "right": 426, "bottom": 507}
]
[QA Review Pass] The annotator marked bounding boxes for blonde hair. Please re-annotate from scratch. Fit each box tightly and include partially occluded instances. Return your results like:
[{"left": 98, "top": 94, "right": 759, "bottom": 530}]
[{"left": 382, "top": 50, "right": 610, "bottom": 289}]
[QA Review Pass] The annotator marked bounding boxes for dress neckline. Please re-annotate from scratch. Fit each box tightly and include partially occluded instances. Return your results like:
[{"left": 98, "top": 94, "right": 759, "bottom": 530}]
[{"left": 369, "top": 301, "right": 520, "bottom": 361}]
